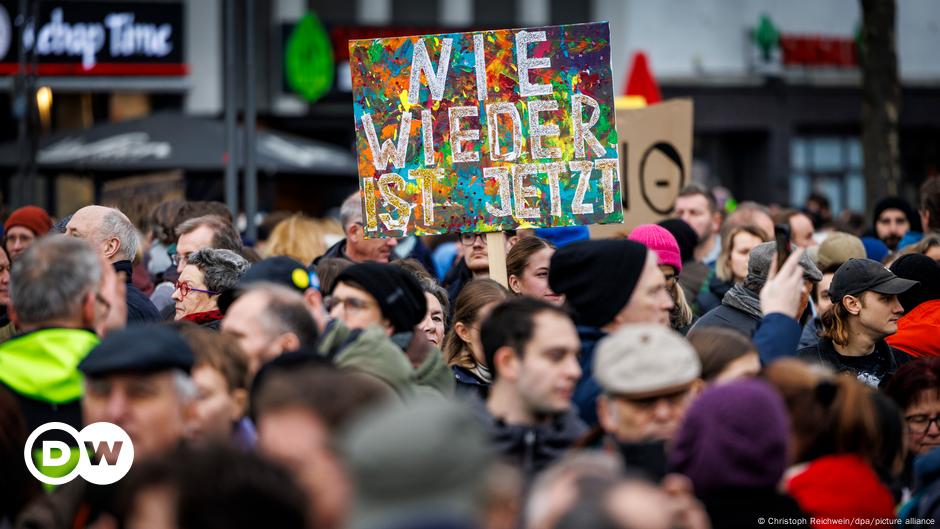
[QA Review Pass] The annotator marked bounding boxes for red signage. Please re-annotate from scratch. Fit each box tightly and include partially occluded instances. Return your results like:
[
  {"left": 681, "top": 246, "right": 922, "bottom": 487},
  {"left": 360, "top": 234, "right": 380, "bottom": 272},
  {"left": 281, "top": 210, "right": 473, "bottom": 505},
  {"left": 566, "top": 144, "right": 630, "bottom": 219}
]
[{"left": 779, "top": 34, "right": 857, "bottom": 68}]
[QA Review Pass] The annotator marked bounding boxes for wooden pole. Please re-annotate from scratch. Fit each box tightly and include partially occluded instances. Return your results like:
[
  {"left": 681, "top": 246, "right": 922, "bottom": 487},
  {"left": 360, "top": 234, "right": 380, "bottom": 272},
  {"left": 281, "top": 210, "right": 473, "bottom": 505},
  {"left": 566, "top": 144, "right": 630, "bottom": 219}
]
[{"left": 486, "top": 232, "right": 508, "bottom": 288}]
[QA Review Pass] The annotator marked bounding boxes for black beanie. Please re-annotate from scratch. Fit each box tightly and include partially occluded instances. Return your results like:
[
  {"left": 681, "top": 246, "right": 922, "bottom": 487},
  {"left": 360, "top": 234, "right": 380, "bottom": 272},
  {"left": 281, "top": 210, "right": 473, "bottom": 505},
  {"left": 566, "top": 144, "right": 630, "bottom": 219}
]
[
  {"left": 889, "top": 253, "right": 940, "bottom": 312},
  {"left": 334, "top": 262, "right": 427, "bottom": 334},
  {"left": 873, "top": 196, "right": 922, "bottom": 233},
  {"left": 658, "top": 218, "right": 699, "bottom": 264},
  {"left": 548, "top": 240, "right": 649, "bottom": 328}
]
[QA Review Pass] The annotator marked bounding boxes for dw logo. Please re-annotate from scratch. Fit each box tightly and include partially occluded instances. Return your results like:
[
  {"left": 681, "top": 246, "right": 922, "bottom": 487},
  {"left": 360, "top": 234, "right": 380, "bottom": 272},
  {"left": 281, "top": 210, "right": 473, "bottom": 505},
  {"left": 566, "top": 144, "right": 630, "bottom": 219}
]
[{"left": 24, "top": 422, "right": 134, "bottom": 485}]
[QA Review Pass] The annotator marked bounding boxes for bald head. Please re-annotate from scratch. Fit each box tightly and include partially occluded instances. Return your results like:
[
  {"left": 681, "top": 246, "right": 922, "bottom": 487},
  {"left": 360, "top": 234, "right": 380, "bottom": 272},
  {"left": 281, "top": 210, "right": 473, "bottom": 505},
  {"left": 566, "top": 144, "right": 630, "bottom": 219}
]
[{"left": 67, "top": 205, "right": 139, "bottom": 263}]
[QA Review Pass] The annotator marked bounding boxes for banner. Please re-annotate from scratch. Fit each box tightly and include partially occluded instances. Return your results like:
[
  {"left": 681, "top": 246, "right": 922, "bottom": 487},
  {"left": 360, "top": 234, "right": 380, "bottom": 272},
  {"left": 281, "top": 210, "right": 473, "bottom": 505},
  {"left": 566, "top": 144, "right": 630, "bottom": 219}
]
[
  {"left": 590, "top": 99, "right": 694, "bottom": 239},
  {"left": 349, "top": 22, "right": 622, "bottom": 237}
]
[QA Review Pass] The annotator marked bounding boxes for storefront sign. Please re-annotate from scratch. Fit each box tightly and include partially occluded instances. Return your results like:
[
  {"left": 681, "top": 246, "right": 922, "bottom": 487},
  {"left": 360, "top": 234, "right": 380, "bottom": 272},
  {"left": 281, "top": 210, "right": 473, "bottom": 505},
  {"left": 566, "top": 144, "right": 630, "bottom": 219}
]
[{"left": 0, "top": 0, "right": 185, "bottom": 76}]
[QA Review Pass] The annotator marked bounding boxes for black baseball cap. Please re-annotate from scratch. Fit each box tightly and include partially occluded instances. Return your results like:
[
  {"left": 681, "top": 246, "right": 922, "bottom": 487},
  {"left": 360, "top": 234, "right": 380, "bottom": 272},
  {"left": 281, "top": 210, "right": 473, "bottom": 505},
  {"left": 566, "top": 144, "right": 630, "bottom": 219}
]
[{"left": 828, "top": 258, "right": 918, "bottom": 302}]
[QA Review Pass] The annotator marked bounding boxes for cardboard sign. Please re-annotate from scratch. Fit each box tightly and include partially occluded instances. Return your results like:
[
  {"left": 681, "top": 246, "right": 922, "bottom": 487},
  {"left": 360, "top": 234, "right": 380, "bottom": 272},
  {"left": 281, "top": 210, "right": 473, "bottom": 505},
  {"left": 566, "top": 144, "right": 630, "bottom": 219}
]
[
  {"left": 590, "top": 99, "right": 694, "bottom": 239},
  {"left": 349, "top": 22, "right": 623, "bottom": 237}
]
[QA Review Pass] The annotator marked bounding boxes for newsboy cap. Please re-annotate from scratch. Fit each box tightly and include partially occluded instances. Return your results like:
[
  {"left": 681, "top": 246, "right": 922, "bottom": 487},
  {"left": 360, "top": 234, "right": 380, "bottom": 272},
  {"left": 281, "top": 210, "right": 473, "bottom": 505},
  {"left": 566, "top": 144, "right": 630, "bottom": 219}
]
[{"left": 594, "top": 324, "right": 701, "bottom": 398}]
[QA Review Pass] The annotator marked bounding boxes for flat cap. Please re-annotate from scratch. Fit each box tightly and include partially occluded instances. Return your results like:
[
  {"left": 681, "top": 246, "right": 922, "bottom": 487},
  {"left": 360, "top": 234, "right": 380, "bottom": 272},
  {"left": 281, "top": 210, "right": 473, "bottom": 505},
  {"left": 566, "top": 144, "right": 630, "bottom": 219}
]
[
  {"left": 78, "top": 325, "right": 195, "bottom": 377},
  {"left": 809, "top": 232, "right": 866, "bottom": 271},
  {"left": 594, "top": 324, "right": 701, "bottom": 398},
  {"left": 748, "top": 241, "right": 822, "bottom": 283}
]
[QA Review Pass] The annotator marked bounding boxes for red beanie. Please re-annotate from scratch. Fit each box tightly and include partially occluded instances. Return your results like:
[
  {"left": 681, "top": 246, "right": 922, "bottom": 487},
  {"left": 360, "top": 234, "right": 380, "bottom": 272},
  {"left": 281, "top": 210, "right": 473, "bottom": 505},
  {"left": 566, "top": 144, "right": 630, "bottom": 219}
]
[{"left": 4, "top": 205, "right": 53, "bottom": 236}]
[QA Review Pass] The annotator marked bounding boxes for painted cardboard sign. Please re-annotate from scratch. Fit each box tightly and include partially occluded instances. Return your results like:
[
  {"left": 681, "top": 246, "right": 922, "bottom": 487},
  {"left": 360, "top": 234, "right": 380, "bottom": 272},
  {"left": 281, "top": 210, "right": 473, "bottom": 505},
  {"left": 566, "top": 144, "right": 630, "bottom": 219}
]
[
  {"left": 349, "top": 22, "right": 622, "bottom": 237},
  {"left": 590, "top": 99, "right": 694, "bottom": 239}
]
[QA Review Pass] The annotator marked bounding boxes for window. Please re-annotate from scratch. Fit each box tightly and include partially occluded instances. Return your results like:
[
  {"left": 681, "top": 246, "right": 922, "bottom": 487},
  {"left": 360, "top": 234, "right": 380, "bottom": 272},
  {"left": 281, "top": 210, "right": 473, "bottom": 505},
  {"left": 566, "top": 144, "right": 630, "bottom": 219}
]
[{"left": 790, "top": 136, "right": 864, "bottom": 215}]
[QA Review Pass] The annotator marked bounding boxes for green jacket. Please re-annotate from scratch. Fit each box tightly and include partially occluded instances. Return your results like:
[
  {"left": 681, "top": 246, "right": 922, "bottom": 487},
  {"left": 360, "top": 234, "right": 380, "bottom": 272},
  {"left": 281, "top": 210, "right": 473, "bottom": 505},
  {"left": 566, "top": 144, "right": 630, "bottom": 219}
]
[
  {"left": 318, "top": 321, "right": 417, "bottom": 399},
  {"left": 0, "top": 328, "right": 100, "bottom": 404}
]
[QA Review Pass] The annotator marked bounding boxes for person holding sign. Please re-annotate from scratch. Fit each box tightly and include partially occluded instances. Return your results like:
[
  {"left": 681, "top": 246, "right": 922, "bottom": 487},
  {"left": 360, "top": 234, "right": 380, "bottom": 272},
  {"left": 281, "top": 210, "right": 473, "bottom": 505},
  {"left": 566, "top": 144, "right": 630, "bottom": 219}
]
[{"left": 548, "top": 239, "right": 674, "bottom": 426}]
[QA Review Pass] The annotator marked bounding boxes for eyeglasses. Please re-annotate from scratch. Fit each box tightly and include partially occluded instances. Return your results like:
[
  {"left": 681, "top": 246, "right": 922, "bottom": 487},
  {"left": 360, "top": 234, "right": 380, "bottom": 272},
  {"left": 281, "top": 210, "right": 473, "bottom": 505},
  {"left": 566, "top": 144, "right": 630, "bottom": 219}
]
[
  {"left": 170, "top": 252, "right": 192, "bottom": 267},
  {"left": 324, "top": 296, "right": 375, "bottom": 313},
  {"left": 174, "top": 281, "right": 218, "bottom": 298},
  {"left": 459, "top": 233, "right": 485, "bottom": 246},
  {"left": 906, "top": 414, "right": 940, "bottom": 434}
]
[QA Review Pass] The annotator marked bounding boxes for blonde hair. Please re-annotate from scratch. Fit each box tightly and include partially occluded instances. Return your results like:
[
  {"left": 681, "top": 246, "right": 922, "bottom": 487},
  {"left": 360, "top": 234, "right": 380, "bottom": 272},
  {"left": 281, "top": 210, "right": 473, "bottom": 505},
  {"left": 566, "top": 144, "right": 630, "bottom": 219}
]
[
  {"left": 266, "top": 214, "right": 341, "bottom": 265},
  {"left": 820, "top": 298, "right": 854, "bottom": 347},
  {"left": 716, "top": 225, "right": 769, "bottom": 283},
  {"left": 670, "top": 279, "right": 695, "bottom": 330}
]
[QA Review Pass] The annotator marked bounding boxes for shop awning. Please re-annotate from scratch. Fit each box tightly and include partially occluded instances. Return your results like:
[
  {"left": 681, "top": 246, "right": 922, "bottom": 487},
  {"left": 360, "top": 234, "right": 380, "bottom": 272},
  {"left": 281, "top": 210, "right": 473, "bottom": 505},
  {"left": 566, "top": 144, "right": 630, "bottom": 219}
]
[{"left": 0, "top": 113, "right": 357, "bottom": 175}]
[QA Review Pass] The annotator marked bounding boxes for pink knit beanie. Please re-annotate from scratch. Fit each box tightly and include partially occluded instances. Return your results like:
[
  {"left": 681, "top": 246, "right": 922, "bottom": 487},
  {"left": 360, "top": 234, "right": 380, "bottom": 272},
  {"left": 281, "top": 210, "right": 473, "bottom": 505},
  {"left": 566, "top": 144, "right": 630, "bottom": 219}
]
[{"left": 628, "top": 224, "right": 683, "bottom": 273}]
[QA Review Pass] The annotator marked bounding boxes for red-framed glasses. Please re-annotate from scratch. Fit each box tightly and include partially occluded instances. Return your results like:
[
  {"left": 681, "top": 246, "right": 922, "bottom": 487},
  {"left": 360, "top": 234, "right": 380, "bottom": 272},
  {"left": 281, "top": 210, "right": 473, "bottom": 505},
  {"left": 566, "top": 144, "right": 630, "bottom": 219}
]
[{"left": 174, "top": 281, "right": 218, "bottom": 298}]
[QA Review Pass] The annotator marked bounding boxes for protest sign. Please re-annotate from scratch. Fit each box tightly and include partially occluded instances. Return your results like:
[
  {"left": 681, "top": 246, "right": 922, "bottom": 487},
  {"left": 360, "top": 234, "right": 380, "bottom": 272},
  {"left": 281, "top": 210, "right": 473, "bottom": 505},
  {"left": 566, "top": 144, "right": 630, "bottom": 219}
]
[
  {"left": 349, "top": 22, "right": 623, "bottom": 238},
  {"left": 590, "top": 98, "right": 694, "bottom": 239}
]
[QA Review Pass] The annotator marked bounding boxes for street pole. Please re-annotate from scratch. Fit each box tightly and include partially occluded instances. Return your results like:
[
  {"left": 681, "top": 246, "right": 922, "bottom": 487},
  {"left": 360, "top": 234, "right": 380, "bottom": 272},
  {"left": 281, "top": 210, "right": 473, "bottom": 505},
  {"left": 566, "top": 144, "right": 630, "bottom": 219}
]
[
  {"left": 243, "top": 0, "right": 258, "bottom": 242},
  {"left": 223, "top": 0, "right": 238, "bottom": 217}
]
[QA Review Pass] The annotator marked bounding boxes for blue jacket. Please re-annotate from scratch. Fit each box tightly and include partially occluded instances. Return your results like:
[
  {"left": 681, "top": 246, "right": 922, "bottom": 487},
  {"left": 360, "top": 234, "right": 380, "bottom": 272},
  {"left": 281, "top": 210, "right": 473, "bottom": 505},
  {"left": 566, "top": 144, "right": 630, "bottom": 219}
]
[
  {"left": 752, "top": 313, "right": 803, "bottom": 365},
  {"left": 573, "top": 326, "right": 607, "bottom": 427},
  {"left": 899, "top": 447, "right": 940, "bottom": 526}
]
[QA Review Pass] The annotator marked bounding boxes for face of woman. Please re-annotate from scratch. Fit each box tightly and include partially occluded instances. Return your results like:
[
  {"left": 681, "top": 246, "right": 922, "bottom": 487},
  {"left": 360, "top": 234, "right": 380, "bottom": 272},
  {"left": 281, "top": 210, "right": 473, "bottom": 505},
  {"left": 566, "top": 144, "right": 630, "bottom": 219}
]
[
  {"left": 905, "top": 390, "right": 940, "bottom": 456},
  {"left": 419, "top": 292, "right": 446, "bottom": 347},
  {"left": 510, "top": 247, "right": 564, "bottom": 305},
  {"left": 729, "top": 231, "right": 763, "bottom": 283},
  {"left": 466, "top": 302, "right": 499, "bottom": 366},
  {"left": 172, "top": 265, "right": 218, "bottom": 319},
  {"left": 0, "top": 249, "right": 10, "bottom": 307}
]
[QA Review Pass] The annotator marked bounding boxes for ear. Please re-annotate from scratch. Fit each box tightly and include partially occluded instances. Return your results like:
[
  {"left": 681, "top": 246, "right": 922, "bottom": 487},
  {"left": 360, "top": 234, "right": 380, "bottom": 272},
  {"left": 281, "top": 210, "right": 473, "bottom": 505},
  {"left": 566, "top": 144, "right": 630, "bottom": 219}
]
[
  {"left": 230, "top": 388, "right": 248, "bottom": 420},
  {"left": 597, "top": 395, "right": 616, "bottom": 433},
  {"left": 505, "top": 235, "right": 520, "bottom": 252},
  {"left": 7, "top": 302, "right": 19, "bottom": 328},
  {"left": 492, "top": 346, "right": 519, "bottom": 380},
  {"left": 843, "top": 295, "right": 862, "bottom": 316},
  {"left": 81, "top": 291, "right": 98, "bottom": 330},
  {"left": 712, "top": 211, "right": 723, "bottom": 231},
  {"left": 382, "top": 319, "right": 394, "bottom": 337},
  {"left": 508, "top": 274, "right": 523, "bottom": 295},
  {"left": 922, "top": 210, "right": 931, "bottom": 232},
  {"left": 276, "top": 332, "right": 301, "bottom": 354},
  {"left": 105, "top": 236, "right": 122, "bottom": 261},
  {"left": 303, "top": 288, "right": 323, "bottom": 312},
  {"left": 347, "top": 223, "right": 363, "bottom": 244},
  {"left": 454, "top": 321, "right": 473, "bottom": 345},
  {"left": 689, "top": 379, "right": 705, "bottom": 398}
]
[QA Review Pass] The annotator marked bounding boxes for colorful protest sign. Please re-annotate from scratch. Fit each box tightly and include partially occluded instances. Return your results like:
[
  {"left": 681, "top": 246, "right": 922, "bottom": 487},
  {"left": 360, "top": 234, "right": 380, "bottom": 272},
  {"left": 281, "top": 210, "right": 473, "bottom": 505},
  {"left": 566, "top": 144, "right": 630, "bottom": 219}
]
[
  {"left": 590, "top": 99, "right": 694, "bottom": 239},
  {"left": 349, "top": 22, "right": 622, "bottom": 237}
]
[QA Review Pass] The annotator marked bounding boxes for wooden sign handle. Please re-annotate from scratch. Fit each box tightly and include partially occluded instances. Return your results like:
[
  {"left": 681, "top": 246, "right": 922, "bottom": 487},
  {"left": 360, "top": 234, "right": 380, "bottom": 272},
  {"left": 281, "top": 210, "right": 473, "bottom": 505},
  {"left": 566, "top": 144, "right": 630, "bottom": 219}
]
[{"left": 486, "top": 232, "right": 508, "bottom": 288}]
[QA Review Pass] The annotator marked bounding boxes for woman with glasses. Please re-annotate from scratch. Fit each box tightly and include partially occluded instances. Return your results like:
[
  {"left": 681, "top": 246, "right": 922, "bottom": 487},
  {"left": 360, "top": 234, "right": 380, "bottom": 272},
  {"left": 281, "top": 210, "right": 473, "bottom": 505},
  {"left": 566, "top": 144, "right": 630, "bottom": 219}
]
[
  {"left": 172, "top": 248, "right": 249, "bottom": 329},
  {"left": 628, "top": 224, "right": 695, "bottom": 334}
]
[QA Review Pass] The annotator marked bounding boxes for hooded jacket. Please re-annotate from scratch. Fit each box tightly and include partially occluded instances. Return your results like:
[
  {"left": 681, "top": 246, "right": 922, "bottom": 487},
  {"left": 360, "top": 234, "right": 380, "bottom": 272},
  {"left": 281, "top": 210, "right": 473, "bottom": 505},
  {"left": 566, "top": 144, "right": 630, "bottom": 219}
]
[
  {"left": 0, "top": 328, "right": 100, "bottom": 433},
  {"left": 887, "top": 299, "right": 940, "bottom": 358},
  {"left": 318, "top": 320, "right": 417, "bottom": 399},
  {"left": 786, "top": 455, "right": 896, "bottom": 528},
  {"left": 468, "top": 394, "right": 587, "bottom": 480}
]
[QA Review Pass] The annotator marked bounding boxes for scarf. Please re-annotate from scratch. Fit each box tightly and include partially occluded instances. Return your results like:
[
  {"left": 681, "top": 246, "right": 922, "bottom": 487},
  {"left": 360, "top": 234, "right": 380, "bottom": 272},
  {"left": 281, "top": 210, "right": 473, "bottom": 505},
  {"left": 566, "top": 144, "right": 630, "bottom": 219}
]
[
  {"left": 182, "top": 309, "right": 224, "bottom": 325},
  {"left": 721, "top": 284, "right": 764, "bottom": 320},
  {"left": 469, "top": 363, "right": 493, "bottom": 385}
]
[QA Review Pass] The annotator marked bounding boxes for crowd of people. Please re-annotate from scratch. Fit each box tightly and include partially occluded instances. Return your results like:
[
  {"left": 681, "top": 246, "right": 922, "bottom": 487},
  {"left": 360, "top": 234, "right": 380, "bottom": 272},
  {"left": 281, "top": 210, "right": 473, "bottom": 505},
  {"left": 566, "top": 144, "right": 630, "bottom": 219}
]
[{"left": 3, "top": 177, "right": 940, "bottom": 529}]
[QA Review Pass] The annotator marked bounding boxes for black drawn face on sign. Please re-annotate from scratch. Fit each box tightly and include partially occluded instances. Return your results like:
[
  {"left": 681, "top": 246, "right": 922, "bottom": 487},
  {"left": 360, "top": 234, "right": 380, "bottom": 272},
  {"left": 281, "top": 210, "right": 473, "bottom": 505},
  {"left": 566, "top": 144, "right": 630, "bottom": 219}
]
[{"left": 639, "top": 142, "right": 685, "bottom": 216}]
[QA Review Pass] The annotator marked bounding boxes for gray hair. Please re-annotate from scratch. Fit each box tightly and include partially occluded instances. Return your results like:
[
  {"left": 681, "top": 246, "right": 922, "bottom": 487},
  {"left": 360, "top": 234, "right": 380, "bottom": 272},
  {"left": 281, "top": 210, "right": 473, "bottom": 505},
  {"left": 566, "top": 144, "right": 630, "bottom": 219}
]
[
  {"left": 185, "top": 248, "right": 249, "bottom": 293},
  {"left": 98, "top": 207, "right": 139, "bottom": 261},
  {"left": 241, "top": 282, "right": 319, "bottom": 347},
  {"left": 10, "top": 235, "right": 102, "bottom": 325},
  {"left": 339, "top": 192, "right": 363, "bottom": 230}
]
